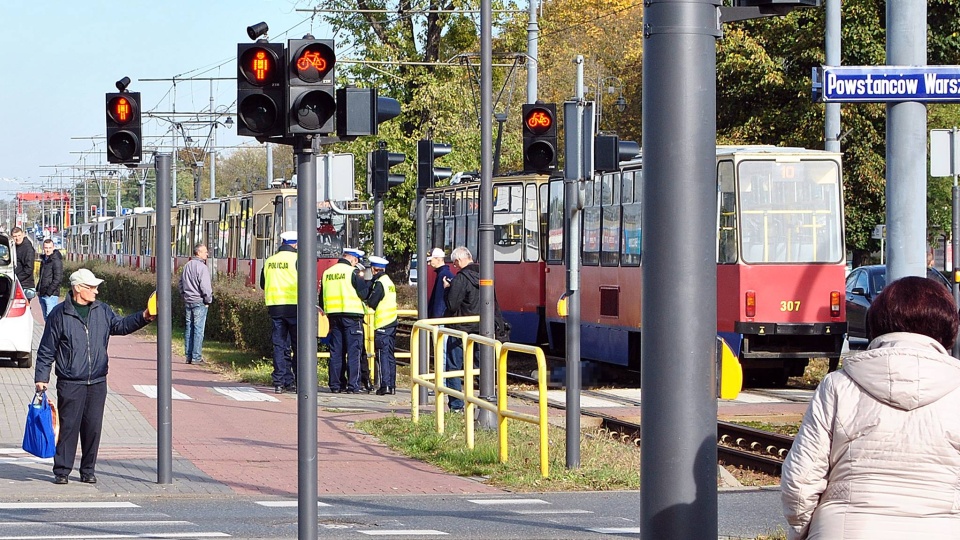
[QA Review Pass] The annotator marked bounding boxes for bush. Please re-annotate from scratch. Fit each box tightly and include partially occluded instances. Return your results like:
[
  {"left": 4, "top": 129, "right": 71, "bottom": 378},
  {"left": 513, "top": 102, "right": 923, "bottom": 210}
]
[{"left": 65, "top": 262, "right": 273, "bottom": 357}]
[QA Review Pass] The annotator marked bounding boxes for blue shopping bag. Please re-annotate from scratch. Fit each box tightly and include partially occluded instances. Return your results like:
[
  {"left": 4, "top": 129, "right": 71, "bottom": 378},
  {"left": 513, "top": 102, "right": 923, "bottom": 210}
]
[{"left": 22, "top": 391, "right": 56, "bottom": 459}]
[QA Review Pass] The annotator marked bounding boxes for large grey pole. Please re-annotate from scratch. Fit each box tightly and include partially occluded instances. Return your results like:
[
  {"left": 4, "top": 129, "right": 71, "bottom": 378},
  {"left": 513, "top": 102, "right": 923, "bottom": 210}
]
[
  {"left": 294, "top": 137, "right": 319, "bottom": 540},
  {"left": 477, "top": 0, "right": 496, "bottom": 429},
  {"left": 374, "top": 194, "right": 384, "bottom": 256},
  {"left": 210, "top": 128, "right": 217, "bottom": 199},
  {"left": 526, "top": 0, "right": 538, "bottom": 102},
  {"left": 267, "top": 143, "right": 274, "bottom": 187},
  {"left": 641, "top": 0, "right": 719, "bottom": 537},
  {"left": 824, "top": 0, "right": 840, "bottom": 153},
  {"left": 155, "top": 153, "right": 173, "bottom": 484},
  {"left": 885, "top": 0, "right": 927, "bottom": 282},
  {"left": 416, "top": 190, "right": 429, "bottom": 405}
]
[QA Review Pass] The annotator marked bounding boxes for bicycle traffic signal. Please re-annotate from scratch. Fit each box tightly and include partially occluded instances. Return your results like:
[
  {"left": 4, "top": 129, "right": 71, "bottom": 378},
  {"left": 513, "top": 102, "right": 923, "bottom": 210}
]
[
  {"left": 105, "top": 92, "right": 142, "bottom": 164},
  {"left": 521, "top": 102, "right": 557, "bottom": 173},
  {"left": 287, "top": 37, "right": 336, "bottom": 135},
  {"left": 368, "top": 147, "right": 406, "bottom": 195},
  {"left": 236, "top": 42, "right": 285, "bottom": 138},
  {"left": 417, "top": 139, "right": 452, "bottom": 191}
]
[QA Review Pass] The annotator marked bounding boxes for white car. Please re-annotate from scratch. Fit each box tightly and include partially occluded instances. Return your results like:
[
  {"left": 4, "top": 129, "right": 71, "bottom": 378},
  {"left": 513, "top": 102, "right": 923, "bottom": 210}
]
[{"left": 0, "top": 232, "right": 35, "bottom": 368}]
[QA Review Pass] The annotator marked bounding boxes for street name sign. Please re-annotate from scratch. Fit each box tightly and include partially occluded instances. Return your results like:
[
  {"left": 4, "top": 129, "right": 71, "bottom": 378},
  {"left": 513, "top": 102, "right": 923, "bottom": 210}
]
[{"left": 813, "top": 66, "right": 960, "bottom": 103}]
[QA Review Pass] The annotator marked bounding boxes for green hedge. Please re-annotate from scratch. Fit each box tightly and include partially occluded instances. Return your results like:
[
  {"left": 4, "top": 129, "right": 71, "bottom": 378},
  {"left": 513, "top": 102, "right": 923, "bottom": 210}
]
[{"left": 64, "top": 262, "right": 273, "bottom": 357}]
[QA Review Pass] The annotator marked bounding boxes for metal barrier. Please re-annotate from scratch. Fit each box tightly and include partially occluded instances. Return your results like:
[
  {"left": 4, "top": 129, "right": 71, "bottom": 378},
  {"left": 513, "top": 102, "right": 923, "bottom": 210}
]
[
  {"left": 316, "top": 308, "right": 418, "bottom": 365},
  {"left": 409, "top": 317, "right": 550, "bottom": 477}
]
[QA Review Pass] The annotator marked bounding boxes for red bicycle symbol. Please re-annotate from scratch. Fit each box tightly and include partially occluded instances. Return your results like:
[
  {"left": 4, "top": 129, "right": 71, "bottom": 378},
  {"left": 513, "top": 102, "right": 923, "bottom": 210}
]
[{"left": 297, "top": 51, "right": 328, "bottom": 72}]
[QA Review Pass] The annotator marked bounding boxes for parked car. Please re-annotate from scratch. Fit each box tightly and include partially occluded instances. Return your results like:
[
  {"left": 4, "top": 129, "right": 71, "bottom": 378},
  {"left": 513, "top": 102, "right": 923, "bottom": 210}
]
[
  {"left": 0, "top": 232, "right": 35, "bottom": 368},
  {"left": 408, "top": 254, "right": 418, "bottom": 286},
  {"left": 845, "top": 264, "right": 951, "bottom": 342}
]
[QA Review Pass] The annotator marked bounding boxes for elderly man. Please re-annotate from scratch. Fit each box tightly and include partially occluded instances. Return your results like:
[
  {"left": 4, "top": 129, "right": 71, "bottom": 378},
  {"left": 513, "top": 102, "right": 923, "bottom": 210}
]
[
  {"left": 321, "top": 247, "right": 369, "bottom": 393},
  {"left": 179, "top": 244, "right": 213, "bottom": 365},
  {"left": 261, "top": 232, "right": 299, "bottom": 394},
  {"left": 35, "top": 268, "right": 155, "bottom": 485}
]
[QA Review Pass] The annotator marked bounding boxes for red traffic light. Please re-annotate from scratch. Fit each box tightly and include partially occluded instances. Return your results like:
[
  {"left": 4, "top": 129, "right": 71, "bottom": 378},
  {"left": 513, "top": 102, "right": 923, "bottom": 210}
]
[
  {"left": 524, "top": 107, "right": 554, "bottom": 135},
  {"left": 292, "top": 42, "right": 335, "bottom": 83},
  {"left": 107, "top": 95, "right": 137, "bottom": 125},
  {"left": 239, "top": 46, "right": 280, "bottom": 86}
]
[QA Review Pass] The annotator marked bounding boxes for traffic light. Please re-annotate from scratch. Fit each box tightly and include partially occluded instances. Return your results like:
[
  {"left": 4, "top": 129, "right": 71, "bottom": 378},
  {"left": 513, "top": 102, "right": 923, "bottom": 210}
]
[
  {"left": 417, "top": 139, "right": 452, "bottom": 191},
  {"left": 594, "top": 134, "right": 640, "bottom": 172},
  {"left": 237, "top": 42, "right": 285, "bottom": 138},
  {"left": 287, "top": 37, "right": 336, "bottom": 135},
  {"left": 105, "top": 92, "right": 142, "bottom": 164},
  {"left": 368, "top": 147, "right": 406, "bottom": 195},
  {"left": 521, "top": 102, "right": 557, "bottom": 173},
  {"left": 336, "top": 87, "right": 401, "bottom": 139}
]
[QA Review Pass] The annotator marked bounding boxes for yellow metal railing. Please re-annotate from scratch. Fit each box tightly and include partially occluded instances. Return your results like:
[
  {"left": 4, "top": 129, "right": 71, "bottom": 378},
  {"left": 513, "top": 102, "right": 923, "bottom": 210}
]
[{"left": 409, "top": 317, "right": 550, "bottom": 477}]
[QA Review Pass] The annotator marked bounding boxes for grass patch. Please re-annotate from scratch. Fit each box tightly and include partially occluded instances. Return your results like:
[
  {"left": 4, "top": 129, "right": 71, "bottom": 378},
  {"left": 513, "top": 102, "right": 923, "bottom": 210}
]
[
  {"left": 356, "top": 412, "right": 639, "bottom": 491},
  {"left": 732, "top": 421, "right": 800, "bottom": 437}
]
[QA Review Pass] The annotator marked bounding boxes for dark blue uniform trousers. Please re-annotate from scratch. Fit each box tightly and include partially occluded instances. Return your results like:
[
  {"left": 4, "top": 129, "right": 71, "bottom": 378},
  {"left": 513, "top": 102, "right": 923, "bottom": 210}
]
[
  {"left": 270, "top": 315, "right": 298, "bottom": 387},
  {"left": 374, "top": 324, "right": 397, "bottom": 388},
  {"left": 54, "top": 380, "right": 107, "bottom": 477},
  {"left": 329, "top": 315, "right": 363, "bottom": 392}
]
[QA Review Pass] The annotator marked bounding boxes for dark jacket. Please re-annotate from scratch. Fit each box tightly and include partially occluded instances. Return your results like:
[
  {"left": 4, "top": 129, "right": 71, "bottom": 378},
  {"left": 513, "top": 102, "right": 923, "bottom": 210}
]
[
  {"left": 429, "top": 263, "right": 455, "bottom": 319},
  {"left": 37, "top": 249, "right": 63, "bottom": 297},
  {"left": 35, "top": 299, "right": 149, "bottom": 386},
  {"left": 15, "top": 238, "right": 35, "bottom": 288},
  {"left": 445, "top": 262, "right": 481, "bottom": 333}
]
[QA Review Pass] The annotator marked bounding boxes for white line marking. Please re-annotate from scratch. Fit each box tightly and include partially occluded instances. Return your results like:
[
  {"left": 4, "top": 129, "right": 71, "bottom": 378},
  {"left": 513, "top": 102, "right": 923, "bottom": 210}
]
[
  {"left": 213, "top": 387, "right": 279, "bottom": 402},
  {"left": 0, "top": 502, "right": 140, "bottom": 509},
  {"left": 133, "top": 385, "right": 192, "bottom": 400},
  {"left": 0, "top": 522, "right": 192, "bottom": 527},
  {"left": 358, "top": 531, "right": 448, "bottom": 536},
  {"left": 0, "top": 533, "right": 229, "bottom": 539},
  {"left": 509, "top": 509, "right": 594, "bottom": 515},
  {"left": 255, "top": 501, "right": 331, "bottom": 507},
  {"left": 466, "top": 498, "right": 550, "bottom": 505},
  {"left": 586, "top": 527, "right": 642, "bottom": 534}
]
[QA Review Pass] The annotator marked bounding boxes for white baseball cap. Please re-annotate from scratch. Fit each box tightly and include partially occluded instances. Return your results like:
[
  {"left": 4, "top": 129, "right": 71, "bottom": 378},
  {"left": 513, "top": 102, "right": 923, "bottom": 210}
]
[
  {"left": 70, "top": 268, "right": 104, "bottom": 287},
  {"left": 429, "top": 248, "right": 445, "bottom": 260}
]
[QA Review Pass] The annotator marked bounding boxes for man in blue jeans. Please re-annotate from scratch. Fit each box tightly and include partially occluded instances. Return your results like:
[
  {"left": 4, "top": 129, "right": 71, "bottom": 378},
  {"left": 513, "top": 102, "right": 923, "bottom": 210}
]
[{"left": 178, "top": 244, "right": 213, "bottom": 365}]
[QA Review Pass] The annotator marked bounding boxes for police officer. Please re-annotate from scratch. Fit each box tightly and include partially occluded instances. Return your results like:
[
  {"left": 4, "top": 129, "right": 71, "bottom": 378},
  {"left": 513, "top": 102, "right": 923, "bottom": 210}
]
[
  {"left": 321, "top": 247, "right": 369, "bottom": 393},
  {"left": 364, "top": 256, "right": 397, "bottom": 395},
  {"left": 260, "top": 231, "right": 298, "bottom": 394}
]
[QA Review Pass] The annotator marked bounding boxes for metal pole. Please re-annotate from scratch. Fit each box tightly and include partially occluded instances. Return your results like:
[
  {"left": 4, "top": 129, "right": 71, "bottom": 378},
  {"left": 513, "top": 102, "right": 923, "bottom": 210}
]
[
  {"left": 493, "top": 114, "right": 506, "bottom": 177},
  {"left": 416, "top": 189, "right": 429, "bottom": 405},
  {"left": 477, "top": 0, "right": 496, "bottom": 429},
  {"left": 526, "top": 0, "right": 538, "bottom": 103},
  {"left": 266, "top": 143, "right": 274, "bottom": 187},
  {"left": 824, "top": 0, "right": 841, "bottom": 153},
  {"left": 952, "top": 130, "right": 960, "bottom": 358},
  {"left": 374, "top": 193, "right": 384, "bottom": 256},
  {"left": 885, "top": 0, "right": 927, "bottom": 282},
  {"left": 155, "top": 153, "right": 173, "bottom": 484},
  {"left": 171, "top": 130, "right": 178, "bottom": 206},
  {"left": 294, "top": 136, "right": 319, "bottom": 540},
  {"left": 641, "top": 0, "right": 719, "bottom": 537},
  {"left": 210, "top": 126, "right": 217, "bottom": 199}
]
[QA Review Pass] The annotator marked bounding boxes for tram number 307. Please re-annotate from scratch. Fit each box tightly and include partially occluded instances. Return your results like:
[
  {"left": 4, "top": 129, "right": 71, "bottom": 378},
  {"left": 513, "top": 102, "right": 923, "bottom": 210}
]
[{"left": 780, "top": 301, "right": 801, "bottom": 312}]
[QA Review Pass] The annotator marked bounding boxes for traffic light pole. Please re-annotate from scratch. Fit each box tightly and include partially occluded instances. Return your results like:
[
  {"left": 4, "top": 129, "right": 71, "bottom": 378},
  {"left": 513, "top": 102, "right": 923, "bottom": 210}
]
[
  {"left": 155, "top": 153, "right": 173, "bottom": 485},
  {"left": 294, "top": 136, "right": 319, "bottom": 540},
  {"left": 373, "top": 193, "right": 384, "bottom": 256}
]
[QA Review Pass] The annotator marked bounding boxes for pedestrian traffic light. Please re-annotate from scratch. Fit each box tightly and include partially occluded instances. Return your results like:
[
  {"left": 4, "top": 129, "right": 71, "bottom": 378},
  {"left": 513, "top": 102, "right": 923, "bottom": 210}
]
[
  {"left": 237, "top": 41, "right": 285, "bottom": 138},
  {"left": 287, "top": 37, "right": 336, "bottom": 135},
  {"left": 336, "top": 87, "right": 402, "bottom": 139},
  {"left": 417, "top": 139, "right": 452, "bottom": 191},
  {"left": 368, "top": 146, "right": 406, "bottom": 195},
  {"left": 522, "top": 102, "right": 557, "bottom": 173},
  {"left": 594, "top": 134, "right": 640, "bottom": 172},
  {"left": 105, "top": 91, "right": 142, "bottom": 164}
]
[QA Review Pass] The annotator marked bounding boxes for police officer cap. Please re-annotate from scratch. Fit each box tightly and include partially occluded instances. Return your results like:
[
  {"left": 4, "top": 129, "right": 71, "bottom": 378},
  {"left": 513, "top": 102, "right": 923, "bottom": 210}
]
[
  {"left": 368, "top": 255, "right": 388, "bottom": 269},
  {"left": 343, "top": 247, "right": 364, "bottom": 258},
  {"left": 280, "top": 231, "right": 298, "bottom": 244}
]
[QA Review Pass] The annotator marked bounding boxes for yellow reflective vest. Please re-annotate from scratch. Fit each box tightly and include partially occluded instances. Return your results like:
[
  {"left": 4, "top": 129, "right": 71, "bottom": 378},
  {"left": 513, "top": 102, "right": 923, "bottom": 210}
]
[
  {"left": 263, "top": 250, "right": 298, "bottom": 306},
  {"left": 322, "top": 261, "right": 364, "bottom": 315},
  {"left": 372, "top": 274, "right": 397, "bottom": 329}
]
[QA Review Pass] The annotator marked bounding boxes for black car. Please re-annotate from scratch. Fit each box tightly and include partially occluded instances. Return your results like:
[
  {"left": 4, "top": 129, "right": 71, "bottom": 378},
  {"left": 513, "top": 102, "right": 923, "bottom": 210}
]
[{"left": 845, "top": 264, "right": 952, "bottom": 341}]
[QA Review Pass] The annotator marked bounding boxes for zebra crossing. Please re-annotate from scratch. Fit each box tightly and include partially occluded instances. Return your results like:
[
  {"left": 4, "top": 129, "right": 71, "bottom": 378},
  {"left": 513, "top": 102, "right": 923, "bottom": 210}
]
[{"left": 132, "top": 385, "right": 279, "bottom": 402}]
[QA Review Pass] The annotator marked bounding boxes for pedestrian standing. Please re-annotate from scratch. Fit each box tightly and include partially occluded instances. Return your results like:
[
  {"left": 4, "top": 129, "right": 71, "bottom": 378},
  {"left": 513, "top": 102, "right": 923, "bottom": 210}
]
[
  {"left": 427, "top": 247, "right": 454, "bottom": 367},
  {"left": 34, "top": 268, "right": 155, "bottom": 485},
  {"left": 179, "top": 244, "right": 213, "bottom": 365},
  {"left": 443, "top": 246, "right": 481, "bottom": 412},
  {"left": 261, "top": 232, "right": 299, "bottom": 394},
  {"left": 364, "top": 256, "right": 397, "bottom": 395},
  {"left": 321, "top": 247, "right": 369, "bottom": 393},
  {"left": 36, "top": 238, "right": 63, "bottom": 321},
  {"left": 11, "top": 226, "right": 36, "bottom": 300}
]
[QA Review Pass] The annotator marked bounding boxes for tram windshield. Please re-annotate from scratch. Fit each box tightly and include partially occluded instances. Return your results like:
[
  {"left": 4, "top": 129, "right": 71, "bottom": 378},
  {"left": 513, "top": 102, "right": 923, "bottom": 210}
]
[{"left": 737, "top": 159, "right": 843, "bottom": 264}]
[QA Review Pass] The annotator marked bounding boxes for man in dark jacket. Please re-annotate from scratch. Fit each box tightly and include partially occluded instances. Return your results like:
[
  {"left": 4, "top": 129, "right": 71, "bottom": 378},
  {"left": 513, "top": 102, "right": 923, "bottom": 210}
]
[
  {"left": 427, "top": 248, "right": 454, "bottom": 319},
  {"left": 11, "top": 227, "right": 36, "bottom": 300},
  {"left": 443, "top": 246, "right": 481, "bottom": 412},
  {"left": 34, "top": 268, "right": 155, "bottom": 485},
  {"left": 37, "top": 238, "right": 64, "bottom": 321}
]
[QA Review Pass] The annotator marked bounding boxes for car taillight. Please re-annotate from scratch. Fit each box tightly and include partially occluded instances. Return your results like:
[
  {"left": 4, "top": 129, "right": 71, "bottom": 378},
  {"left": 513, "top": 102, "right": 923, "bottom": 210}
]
[
  {"left": 830, "top": 290, "right": 841, "bottom": 318},
  {"left": 745, "top": 290, "right": 756, "bottom": 318},
  {"left": 8, "top": 281, "right": 28, "bottom": 317}
]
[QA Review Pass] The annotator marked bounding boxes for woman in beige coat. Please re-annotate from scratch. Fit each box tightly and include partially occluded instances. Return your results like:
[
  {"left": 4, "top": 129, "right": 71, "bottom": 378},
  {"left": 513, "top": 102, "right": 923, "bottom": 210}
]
[{"left": 781, "top": 276, "right": 960, "bottom": 540}]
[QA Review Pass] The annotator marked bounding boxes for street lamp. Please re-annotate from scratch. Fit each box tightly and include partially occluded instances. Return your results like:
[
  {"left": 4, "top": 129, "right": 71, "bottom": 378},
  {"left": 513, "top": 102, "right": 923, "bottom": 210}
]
[{"left": 596, "top": 75, "right": 627, "bottom": 130}]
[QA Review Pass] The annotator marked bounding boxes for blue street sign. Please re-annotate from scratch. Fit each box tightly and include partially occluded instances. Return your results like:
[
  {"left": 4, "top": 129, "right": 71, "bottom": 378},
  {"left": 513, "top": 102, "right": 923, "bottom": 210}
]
[{"left": 813, "top": 65, "right": 960, "bottom": 103}]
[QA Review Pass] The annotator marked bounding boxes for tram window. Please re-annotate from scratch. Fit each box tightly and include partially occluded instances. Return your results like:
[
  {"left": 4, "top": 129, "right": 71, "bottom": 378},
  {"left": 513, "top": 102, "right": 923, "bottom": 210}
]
[
  {"left": 600, "top": 173, "right": 621, "bottom": 266},
  {"left": 718, "top": 161, "right": 738, "bottom": 264},
  {"left": 582, "top": 206, "right": 601, "bottom": 266},
  {"left": 546, "top": 180, "right": 564, "bottom": 263},
  {"left": 622, "top": 171, "right": 634, "bottom": 203},
  {"left": 493, "top": 184, "right": 522, "bottom": 262},
  {"left": 538, "top": 182, "right": 549, "bottom": 262},
  {"left": 524, "top": 183, "right": 540, "bottom": 262},
  {"left": 282, "top": 196, "right": 297, "bottom": 235}
]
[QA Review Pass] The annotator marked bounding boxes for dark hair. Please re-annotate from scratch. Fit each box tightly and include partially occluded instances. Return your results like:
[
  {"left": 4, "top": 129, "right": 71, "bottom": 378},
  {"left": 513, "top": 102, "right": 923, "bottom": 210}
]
[{"left": 867, "top": 276, "right": 959, "bottom": 349}]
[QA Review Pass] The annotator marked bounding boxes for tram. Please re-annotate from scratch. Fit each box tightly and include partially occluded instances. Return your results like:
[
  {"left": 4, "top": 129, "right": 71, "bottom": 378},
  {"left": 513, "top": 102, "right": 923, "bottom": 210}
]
[
  {"left": 424, "top": 146, "right": 847, "bottom": 384},
  {"left": 63, "top": 187, "right": 368, "bottom": 287}
]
